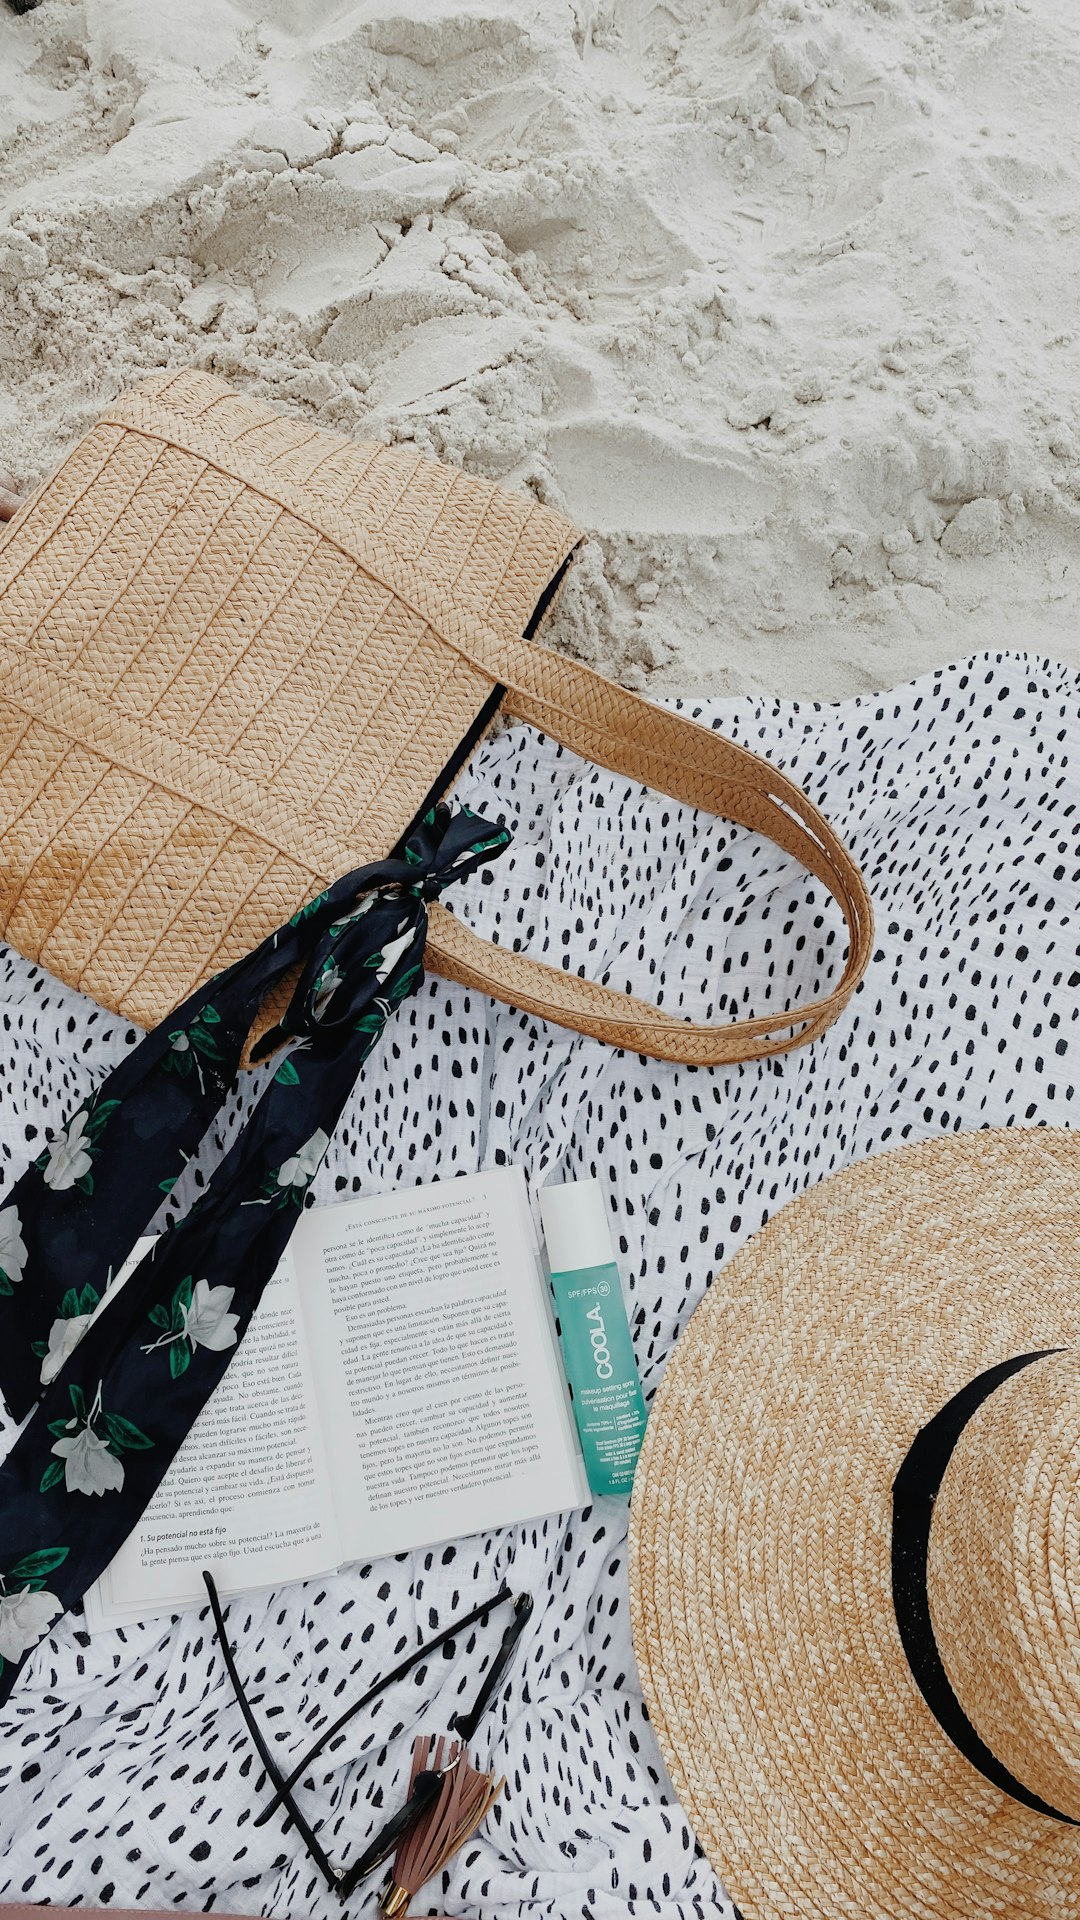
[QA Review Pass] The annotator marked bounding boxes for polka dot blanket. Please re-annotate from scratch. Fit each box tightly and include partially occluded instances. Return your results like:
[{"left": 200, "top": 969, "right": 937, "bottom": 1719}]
[{"left": 0, "top": 651, "right": 1075, "bottom": 1920}]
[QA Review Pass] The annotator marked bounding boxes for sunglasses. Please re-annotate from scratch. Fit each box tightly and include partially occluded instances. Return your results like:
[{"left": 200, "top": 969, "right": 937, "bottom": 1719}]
[{"left": 203, "top": 1570, "right": 532, "bottom": 1905}]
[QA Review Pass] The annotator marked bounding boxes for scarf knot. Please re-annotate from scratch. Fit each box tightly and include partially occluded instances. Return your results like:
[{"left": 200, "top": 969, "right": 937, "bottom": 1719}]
[{"left": 256, "top": 802, "right": 511, "bottom": 1057}]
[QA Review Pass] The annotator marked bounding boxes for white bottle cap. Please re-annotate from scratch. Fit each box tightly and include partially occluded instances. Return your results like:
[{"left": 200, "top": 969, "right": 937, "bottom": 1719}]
[{"left": 538, "top": 1177, "right": 615, "bottom": 1275}]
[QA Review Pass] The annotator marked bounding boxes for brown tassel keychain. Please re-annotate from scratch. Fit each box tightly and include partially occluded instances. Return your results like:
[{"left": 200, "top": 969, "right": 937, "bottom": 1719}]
[{"left": 379, "top": 1736, "right": 505, "bottom": 1919}]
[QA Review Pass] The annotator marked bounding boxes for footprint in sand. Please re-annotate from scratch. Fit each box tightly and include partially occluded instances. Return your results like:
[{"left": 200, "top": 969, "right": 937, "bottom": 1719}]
[{"left": 547, "top": 420, "right": 774, "bottom": 536}]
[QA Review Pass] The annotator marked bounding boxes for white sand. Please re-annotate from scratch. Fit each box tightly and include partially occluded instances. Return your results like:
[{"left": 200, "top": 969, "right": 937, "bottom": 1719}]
[{"left": 1, "top": 0, "right": 1078, "bottom": 698}]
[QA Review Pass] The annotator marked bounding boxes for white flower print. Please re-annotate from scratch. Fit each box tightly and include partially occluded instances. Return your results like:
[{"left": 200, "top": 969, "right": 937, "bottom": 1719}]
[
  {"left": 51, "top": 1425, "right": 125, "bottom": 1496},
  {"left": 42, "top": 1383, "right": 152, "bottom": 1494},
  {"left": 0, "top": 1587, "right": 62, "bottom": 1662},
  {"left": 314, "top": 961, "right": 344, "bottom": 1017},
  {"left": 373, "top": 927, "right": 415, "bottom": 985},
  {"left": 143, "top": 1276, "right": 240, "bottom": 1375},
  {"left": 182, "top": 1280, "right": 239, "bottom": 1353},
  {"left": 40, "top": 1312, "right": 93, "bottom": 1386},
  {"left": 276, "top": 1128, "right": 330, "bottom": 1190},
  {"left": 0, "top": 1205, "right": 27, "bottom": 1288},
  {"left": 330, "top": 894, "right": 376, "bottom": 936},
  {"left": 42, "top": 1110, "right": 93, "bottom": 1192}
]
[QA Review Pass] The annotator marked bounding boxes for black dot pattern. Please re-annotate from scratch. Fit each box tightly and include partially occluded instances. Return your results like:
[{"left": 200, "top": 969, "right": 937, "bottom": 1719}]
[{"left": 0, "top": 652, "right": 1076, "bottom": 1917}]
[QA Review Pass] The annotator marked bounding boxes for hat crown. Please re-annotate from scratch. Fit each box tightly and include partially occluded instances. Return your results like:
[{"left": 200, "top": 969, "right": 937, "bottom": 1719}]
[{"left": 927, "top": 1348, "right": 1080, "bottom": 1821}]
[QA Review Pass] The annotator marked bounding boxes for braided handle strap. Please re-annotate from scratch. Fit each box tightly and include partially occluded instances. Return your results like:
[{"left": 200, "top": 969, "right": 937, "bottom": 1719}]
[
  {"left": 425, "top": 643, "right": 874, "bottom": 1065},
  {"left": 90, "top": 394, "right": 871, "bottom": 1066}
]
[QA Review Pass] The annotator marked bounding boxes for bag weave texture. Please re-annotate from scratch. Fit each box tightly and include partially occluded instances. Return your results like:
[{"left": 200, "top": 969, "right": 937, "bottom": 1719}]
[{"left": 0, "top": 368, "right": 579, "bottom": 1036}]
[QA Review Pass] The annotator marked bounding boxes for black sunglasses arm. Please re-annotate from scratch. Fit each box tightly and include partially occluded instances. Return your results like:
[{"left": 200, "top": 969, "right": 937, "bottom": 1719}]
[
  {"left": 451, "top": 1591, "right": 534, "bottom": 1744},
  {"left": 335, "top": 1764, "right": 443, "bottom": 1900},
  {"left": 254, "top": 1582, "right": 520, "bottom": 1827},
  {"left": 202, "top": 1571, "right": 344, "bottom": 1893}
]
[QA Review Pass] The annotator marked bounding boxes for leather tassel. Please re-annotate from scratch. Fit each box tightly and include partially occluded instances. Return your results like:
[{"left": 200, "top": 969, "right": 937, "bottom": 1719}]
[{"left": 379, "top": 1736, "right": 504, "bottom": 1918}]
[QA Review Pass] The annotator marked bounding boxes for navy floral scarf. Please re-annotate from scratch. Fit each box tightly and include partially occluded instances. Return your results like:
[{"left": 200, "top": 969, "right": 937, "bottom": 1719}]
[{"left": 0, "top": 801, "right": 510, "bottom": 1703}]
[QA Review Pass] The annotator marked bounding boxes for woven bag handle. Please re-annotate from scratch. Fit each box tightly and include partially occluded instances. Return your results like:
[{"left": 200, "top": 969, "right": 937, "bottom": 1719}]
[
  {"left": 424, "top": 643, "right": 874, "bottom": 1065},
  {"left": 93, "top": 389, "right": 870, "bottom": 1065}
]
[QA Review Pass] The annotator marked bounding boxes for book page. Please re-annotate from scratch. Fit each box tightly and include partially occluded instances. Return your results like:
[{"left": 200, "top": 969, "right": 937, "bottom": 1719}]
[
  {"left": 297, "top": 1167, "right": 587, "bottom": 1562},
  {"left": 84, "top": 1246, "right": 342, "bottom": 1630}
]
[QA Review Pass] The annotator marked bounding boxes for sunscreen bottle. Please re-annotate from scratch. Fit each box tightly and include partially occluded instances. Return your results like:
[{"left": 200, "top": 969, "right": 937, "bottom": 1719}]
[{"left": 538, "top": 1178, "right": 648, "bottom": 1500}]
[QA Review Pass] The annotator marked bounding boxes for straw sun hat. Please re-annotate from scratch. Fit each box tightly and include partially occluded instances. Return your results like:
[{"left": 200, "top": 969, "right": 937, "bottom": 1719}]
[{"left": 630, "top": 1127, "right": 1080, "bottom": 1919}]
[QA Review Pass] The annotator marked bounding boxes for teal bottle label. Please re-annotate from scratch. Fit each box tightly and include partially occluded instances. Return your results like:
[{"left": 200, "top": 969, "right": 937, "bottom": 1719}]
[{"left": 548, "top": 1259, "right": 648, "bottom": 1499}]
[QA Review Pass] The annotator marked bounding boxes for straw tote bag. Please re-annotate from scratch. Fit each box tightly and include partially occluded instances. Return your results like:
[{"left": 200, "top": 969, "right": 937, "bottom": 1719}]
[{"left": 0, "top": 368, "right": 872, "bottom": 1066}]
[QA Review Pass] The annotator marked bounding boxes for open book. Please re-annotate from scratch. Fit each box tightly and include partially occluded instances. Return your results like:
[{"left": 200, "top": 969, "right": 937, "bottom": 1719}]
[{"left": 84, "top": 1167, "right": 588, "bottom": 1631}]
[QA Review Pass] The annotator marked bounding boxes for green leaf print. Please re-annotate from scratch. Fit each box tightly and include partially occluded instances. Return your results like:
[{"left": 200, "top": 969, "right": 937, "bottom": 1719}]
[
  {"left": 102, "top": 1413, "right": 153, "bottom": 1452},
  {"left": 59, "top": 1285, "right": 98, "bottom": 1321},
  {"left": 148, "top": 1303, "right": 170, "bottom": 1331},
  {"left": 169, "top": 1341, "right": 191, "bottom": 1380},
  {"left": 274, "top": 1057, "right": 301, "bottom": 1086},
  {"left": 188, "top": 1012, "right": 223, "bottom": 1059},
  {"left": 38, "top": 1461, "right": 65, "bottom": 1493},
  {"left": 6, "top": 1546, "right": 69, "bottom": 1589},
  {"left": 83, "top": 1099, "right": 120, "bottom": 1142},
  {"left": 170, "top": 1275, "right": 194, "bottom": 1332},
  {"left": 68, "top": 1382, "right": 87, "bottom": 1423},
  {"left": 164, "top": 1009, "right": 223, "bottom": 1081},
  {"left": 289, "top": 889, "right": 329, "bottom": 926},
  {"left": 387, "top": 965, "right": 421, "bottom": 1005}
]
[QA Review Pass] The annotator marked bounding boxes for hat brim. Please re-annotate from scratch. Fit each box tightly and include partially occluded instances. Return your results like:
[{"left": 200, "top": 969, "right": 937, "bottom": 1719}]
[{"left": 630, "top": 1128, "right": 1080, "bottom": 1919}]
